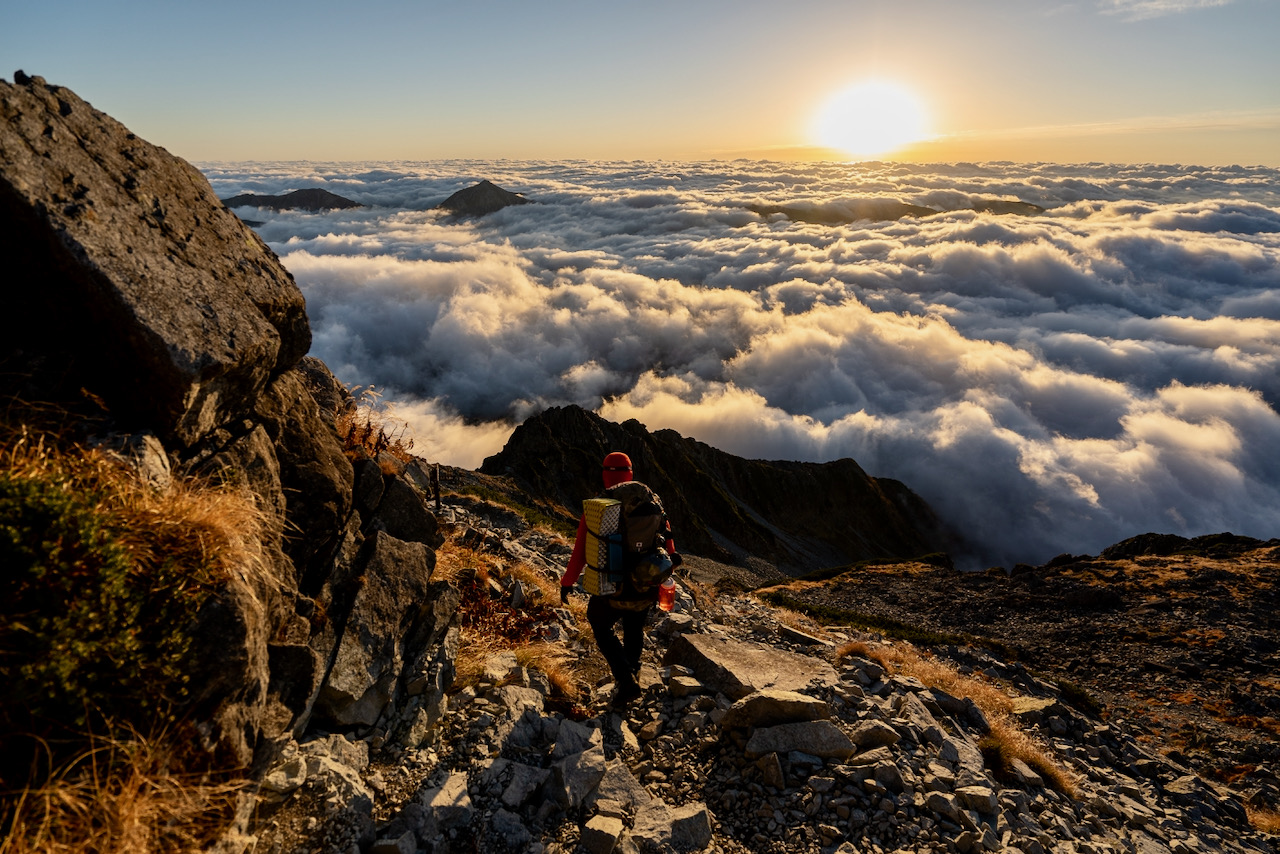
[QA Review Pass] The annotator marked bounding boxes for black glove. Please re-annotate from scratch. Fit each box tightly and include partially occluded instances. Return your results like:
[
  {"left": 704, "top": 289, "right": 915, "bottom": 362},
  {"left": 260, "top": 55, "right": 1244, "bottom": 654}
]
[
  {"left": 670, "top": 553, "right": 683, "bottom": 569},
  {"left": 560, "top": 586, "right": 570, "bottom": 605}
]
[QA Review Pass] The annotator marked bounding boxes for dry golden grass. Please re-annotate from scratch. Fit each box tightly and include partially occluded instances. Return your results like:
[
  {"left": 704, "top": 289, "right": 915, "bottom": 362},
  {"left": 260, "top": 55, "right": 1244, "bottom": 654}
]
[
  {"left": 335, "top": 386, "right": 415, "bottom": 464},
  {"left": 438, "top": 537, "right": 588, "bottom": 700},
  {"left": 1, "top": 414, "right": 274, "bottom": 853},
  {"left": 771, "top": 606, "right": 836, "bottom": 642},
  {"left": 1247, "top": 805, "right": 1280, "bottom": 834},
  {"left": 2, "top": 424, "right": 272, "bottom": 605},
  {"left": 1, "top": 730, "right": 247, "bottom": 854},
  {"left": 835, "top": 639, "right": 1079, "bottom": 796}
]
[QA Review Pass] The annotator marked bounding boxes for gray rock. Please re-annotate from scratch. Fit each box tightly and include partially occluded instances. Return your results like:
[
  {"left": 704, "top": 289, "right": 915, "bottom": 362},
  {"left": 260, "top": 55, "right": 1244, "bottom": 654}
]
[
  {"left": 722, "top": 689, "right": 831, "bottom": 730},
  {"left": 850, "top": 719, "right": 901, "bottom": 748},
  {"left": 874, "top": 761, "right": 907, "bottom": 793},
  {"left": 489, "top": 808, "right": 532, "bottom": 848},
  {"left": 756, "top": 752, "right": 787, "bottom": 790},
  {"left": 353, "top": 457, "right": 386, "bottom": 519},
  {"left": 254, "top": 368, "right": 356, "bottom": 579},
  {"left": 1010, "top": 696, "right": 1061, "bottom": 725},
  {"left": 927, "top": 790, "right": 963, "bottom": 821},
  {"left": 581, "top": 815, "right": 624, "bottom": 854},
  {"left": 847, "top": 746, "right": 894, "bottom": 767},
  {"left": 590, "top": 759, "right": 654, "bottom": 811},
  {"left": 316, "top": 532, "right": 436, "bottom": 727},
  {"left": 1009, "top": 757, "right": 1045, "bottom": 788},
  {"left": 373, "top": 475, "right": 444, "bottom": 548},
  {"left": 370, "top": 832, "right": 415, "bottom": 854},
  {"left": 956, "top": 784, "right": 999, "bottom": 813},
  {"left": 663, "top": 633, "right": 838, "bottom": 700},
  {"left": 501, "top": 763, "right": 550, "bottom": 808},
  {"left": 553, "top": 718, "right": 603, "bottom": 759},
  {"left": 631, "top": 799, "right": 714, "bottom": 852},
  {"left": 658, "top": 613, "right": 697, "bottom": 636},
  {"left": 745, "top": 720, "right": 855, "bottom": 760},
  {"left": 418, "top": 771, "right": 472, "bottom": 828},
  {"left": 482, "top": 651, "right": 520, "bottom": 684},
  {"left": 669, "top": 676, "right": 708, "bottom": 697},
  {"left": 555, "top": 744, "right": 608, "bottom": 809},
  {"left": 0, "top": 74, "right": 308, "bottom": 448}
]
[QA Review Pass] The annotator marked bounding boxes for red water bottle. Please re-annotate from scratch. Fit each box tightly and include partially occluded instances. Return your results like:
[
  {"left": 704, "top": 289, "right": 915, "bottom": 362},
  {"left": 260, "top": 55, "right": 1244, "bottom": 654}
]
[{"left": 658, "top": 577, "right": 676, "bottom": 612}]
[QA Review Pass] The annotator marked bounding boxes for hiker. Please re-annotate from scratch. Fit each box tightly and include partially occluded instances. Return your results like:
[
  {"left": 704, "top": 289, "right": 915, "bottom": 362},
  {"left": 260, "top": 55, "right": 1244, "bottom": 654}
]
[{"left": 560, "top": 451, "right": 681, "bottom": 704}]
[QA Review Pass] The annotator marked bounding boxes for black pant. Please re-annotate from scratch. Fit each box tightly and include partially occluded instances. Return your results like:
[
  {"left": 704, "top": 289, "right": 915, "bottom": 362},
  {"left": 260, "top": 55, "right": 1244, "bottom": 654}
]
[{"left": 586, "top": 595, "right": 649, "bottom": 689}]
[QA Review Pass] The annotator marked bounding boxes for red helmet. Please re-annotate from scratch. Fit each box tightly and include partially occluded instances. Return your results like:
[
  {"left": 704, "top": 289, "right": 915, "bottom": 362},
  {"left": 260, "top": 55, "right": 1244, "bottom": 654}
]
[
  {"left": 602, "top": 452, "right": 633, "bottom": 487},
  {"left": 602, "top": 452, "right": 632, "bottom": 472}
]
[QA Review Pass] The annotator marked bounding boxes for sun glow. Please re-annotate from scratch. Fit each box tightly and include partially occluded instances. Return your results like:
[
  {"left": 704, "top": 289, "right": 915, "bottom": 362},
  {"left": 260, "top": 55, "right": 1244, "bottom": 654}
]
[{"left": 813, "top": 79, "right": 932, "bottom": 159}]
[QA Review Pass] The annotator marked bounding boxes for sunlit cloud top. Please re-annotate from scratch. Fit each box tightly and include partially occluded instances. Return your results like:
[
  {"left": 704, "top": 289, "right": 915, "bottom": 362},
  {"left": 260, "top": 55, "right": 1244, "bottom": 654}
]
[{"left": 205, "top": 159, "right": 1280, "bottom": 569}]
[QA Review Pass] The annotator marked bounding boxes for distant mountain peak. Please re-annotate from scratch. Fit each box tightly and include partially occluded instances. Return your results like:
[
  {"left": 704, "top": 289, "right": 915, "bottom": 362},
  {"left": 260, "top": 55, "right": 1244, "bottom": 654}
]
[
  {"left": 221, "top": 188, "right": 363, "bottom": 212},
  {"left": 480, "top": 404, "right": 954, "bottom": 574},
  {"left": 435, "top": 179, "right": 531, "bottom": 217}
]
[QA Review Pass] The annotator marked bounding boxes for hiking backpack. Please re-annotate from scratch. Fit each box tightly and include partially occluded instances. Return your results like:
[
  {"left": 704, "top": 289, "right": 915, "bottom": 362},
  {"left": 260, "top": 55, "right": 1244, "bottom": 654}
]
[{"left": 582, "top": 480, "right": 673, "bottom": 599}]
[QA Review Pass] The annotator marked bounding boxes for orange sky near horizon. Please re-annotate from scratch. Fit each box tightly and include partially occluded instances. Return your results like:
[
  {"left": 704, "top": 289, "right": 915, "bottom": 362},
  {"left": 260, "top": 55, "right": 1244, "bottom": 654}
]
[{"left": 4, "top": 0, "right": 1279, "bottom": 166}]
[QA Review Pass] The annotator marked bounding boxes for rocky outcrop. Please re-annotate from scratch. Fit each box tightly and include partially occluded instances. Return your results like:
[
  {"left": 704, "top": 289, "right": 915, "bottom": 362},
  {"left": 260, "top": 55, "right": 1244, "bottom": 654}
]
[
  {"left": 0, "top": 72, "right": 459, "bottom": 773},
  {"left": 434, "top": 179, "right": 531, "bottom": 217},
  {"left": 480, "top": 404, "right": 954, "bottom": 572},
  {"left": 0, "top": 72, "right": 309, "bottom": 449},
  {"left": 222, "top": 188, "right": 364, "bottom": 212}
]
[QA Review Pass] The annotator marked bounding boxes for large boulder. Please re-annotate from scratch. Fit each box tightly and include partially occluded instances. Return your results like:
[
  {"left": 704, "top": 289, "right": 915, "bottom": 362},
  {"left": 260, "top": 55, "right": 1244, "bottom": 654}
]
[
  {"left": 254, "top": 368, "right": 355, "bottom": 581},
  {"left": 0, "top": 72, "right": 309, "bottom": 448},
  {"left": 316, "top": 532, "right": 438, "bottom": 727}
]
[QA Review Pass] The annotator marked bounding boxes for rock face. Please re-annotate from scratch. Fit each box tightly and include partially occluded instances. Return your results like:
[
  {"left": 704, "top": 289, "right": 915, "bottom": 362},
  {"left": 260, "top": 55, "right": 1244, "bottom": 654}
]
[
  {"left": 0, "top": 72, "right": 309, "bottom": 449},
  {"left": 0, "top": 72, "right": 459, "bottom": 772},
  {"left": 434, "top": 179, "right": 531, "bottom": 217},
  {"left": 222, "top": 188, "right": 364, "bottom": 211},
  {"left": 481, "top": 404, "right": 953, "bottom": 572}
]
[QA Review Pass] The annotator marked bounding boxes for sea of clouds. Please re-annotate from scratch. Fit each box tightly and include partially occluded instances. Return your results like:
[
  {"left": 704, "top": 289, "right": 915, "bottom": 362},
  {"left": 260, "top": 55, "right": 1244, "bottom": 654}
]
[{"left": 202, "top": 160, "right": 1280, "bottom": 568}]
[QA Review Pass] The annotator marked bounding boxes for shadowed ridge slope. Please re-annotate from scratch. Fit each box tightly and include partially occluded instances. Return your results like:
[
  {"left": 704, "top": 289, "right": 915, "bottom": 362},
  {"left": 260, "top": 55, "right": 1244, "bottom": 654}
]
[{"left": 479, "top": 404, "right": 954, "bottom": 574}]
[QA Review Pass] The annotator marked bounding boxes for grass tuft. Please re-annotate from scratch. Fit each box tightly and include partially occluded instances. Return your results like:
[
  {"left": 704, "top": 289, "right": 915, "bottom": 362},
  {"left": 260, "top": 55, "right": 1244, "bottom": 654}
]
[
  {"left": 0, "top": 407, "right": 271, "bottom": 851},
  {"left": 1247, "top": 805, "right": 1280, "bottom": 834},
  {"left": 0, "top": 419, "right": 269, "bottom": 747},
  {"left": 1, "top": 727, "right": 246, "bottom": 854},
  {"left": 336, "top": 385, "right": 415, "bottom": 463}
]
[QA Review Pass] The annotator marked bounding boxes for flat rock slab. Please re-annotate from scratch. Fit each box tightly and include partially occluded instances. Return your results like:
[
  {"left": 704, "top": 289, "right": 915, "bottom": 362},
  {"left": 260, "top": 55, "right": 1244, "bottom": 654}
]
[
  {"left": 722, "top": 689, "right": 831, "bottom": 730},
  {"left": 663, "top": 634, "right": 838, "bottom": 700},
  {"left": 745, "top": 720, "right": 855, "bottom": 761}
]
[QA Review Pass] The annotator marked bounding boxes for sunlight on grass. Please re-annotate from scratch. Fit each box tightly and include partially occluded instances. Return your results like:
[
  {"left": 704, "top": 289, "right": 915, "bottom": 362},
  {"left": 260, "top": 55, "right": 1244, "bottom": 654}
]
[{"left": 836, "top": 639, "right": 1079, "bottom": 796}]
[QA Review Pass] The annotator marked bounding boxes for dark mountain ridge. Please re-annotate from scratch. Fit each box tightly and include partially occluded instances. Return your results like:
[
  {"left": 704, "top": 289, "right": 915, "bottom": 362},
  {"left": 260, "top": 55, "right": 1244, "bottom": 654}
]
[
  {"left": 434, "top": 179, "right": 531, "bottom": 217},
  {"left": 222, "top": 187, "right": 364, "bottom": 211},
  {"left": 748, "top": 197, "right": 1044, "bottom": 225},
  {"left": 480, "top": 404, "right": 954, "bottom": 574}
]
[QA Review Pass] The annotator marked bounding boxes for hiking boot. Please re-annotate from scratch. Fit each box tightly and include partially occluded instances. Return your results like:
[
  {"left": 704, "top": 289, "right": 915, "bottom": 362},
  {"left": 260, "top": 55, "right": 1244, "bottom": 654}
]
[{"left": 612, "top": 681, "right": 643, "bottom": 706}]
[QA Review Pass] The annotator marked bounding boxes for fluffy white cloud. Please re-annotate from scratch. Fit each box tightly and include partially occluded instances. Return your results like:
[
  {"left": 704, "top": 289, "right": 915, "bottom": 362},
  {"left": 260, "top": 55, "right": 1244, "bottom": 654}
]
[{"left": 202, "top": 160, "right": 1280, "bottom": 567}]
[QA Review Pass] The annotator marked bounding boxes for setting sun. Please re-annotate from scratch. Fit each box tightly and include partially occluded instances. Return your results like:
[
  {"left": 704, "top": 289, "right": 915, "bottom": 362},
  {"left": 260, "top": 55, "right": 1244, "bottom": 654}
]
[{"left": 812, "top": 79, "right": 932, "bottom": 160}]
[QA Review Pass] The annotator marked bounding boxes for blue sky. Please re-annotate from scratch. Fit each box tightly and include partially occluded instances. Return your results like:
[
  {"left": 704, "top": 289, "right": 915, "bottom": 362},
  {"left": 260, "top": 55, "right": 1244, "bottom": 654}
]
[{"left": 4, "top": 0, "right": 1278, "bottom": 163}]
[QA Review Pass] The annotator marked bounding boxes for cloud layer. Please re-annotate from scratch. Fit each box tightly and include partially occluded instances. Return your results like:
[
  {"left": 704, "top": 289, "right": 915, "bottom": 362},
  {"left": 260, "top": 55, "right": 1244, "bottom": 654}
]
[{"left": 203, "top": 160, "right": 1280, "bottom": 568}]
